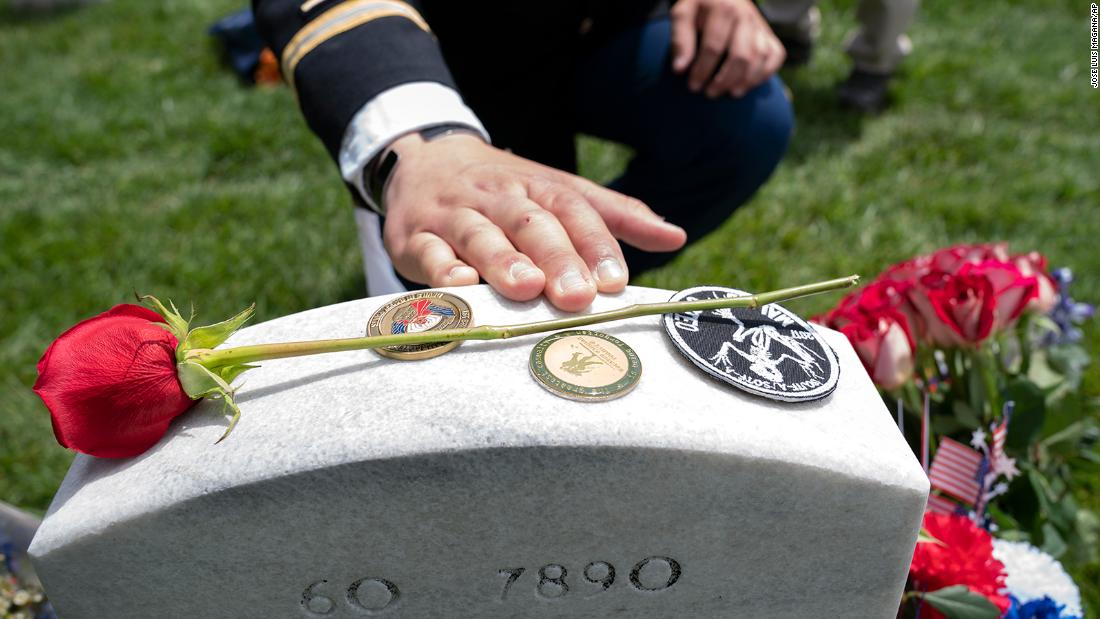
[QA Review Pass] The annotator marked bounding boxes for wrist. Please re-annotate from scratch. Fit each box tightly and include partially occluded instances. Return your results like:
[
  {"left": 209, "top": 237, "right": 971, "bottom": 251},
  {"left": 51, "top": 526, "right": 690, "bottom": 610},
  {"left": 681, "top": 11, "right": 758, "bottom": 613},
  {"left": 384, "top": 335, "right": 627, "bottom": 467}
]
[
  {"left": 387, "top": 132, "right": 426, "bottom": 160},
  {"left": 362, "top": 133, "right": 423, "bottom": 216},
  {"left": 389, "top": 127, "right": 485, "bottom": 161},
  {"left": 366, "top": 128, "right": 487, "bottom": 215}
]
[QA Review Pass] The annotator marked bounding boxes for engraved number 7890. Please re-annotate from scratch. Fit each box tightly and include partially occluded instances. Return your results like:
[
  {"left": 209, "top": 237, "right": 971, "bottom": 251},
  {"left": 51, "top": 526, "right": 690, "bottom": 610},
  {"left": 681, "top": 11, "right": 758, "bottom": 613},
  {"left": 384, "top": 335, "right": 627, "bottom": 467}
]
[{"left": 497, "top": 556, "right": 680, "bottom": 601}]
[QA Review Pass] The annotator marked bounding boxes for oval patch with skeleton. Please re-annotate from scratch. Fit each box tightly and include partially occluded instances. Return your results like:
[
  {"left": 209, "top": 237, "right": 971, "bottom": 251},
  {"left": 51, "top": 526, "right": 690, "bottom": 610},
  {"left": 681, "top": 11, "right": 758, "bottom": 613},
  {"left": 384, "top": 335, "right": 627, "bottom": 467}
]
[{"left": 662, "top": 286, "right": 839, "bottom": 402}]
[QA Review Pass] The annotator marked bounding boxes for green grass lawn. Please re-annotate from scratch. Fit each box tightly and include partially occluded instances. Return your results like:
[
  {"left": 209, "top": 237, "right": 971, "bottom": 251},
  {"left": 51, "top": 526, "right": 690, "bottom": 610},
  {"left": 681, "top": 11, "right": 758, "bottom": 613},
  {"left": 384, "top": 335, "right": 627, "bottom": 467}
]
[{"left": 2, "top": 0, "right": 1097, "bottom": 611}]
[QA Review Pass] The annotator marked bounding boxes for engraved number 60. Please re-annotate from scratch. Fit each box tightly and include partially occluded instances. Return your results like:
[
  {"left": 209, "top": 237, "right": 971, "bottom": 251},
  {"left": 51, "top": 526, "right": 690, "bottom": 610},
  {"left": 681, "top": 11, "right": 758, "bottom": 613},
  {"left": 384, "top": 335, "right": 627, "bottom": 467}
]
[{"left": 302, "top": 577, "right": 400, "bottom": 616}]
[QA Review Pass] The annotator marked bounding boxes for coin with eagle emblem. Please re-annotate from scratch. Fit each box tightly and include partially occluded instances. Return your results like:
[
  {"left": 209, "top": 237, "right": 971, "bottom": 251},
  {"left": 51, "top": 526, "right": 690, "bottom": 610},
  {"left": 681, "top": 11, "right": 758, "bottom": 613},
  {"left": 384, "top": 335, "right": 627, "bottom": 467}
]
[
  {"left": 366, "top": 291, "right": 473, "bottom": 360},
  {"left": 529, "top": 330, "right": 641, "bottom": 401}
]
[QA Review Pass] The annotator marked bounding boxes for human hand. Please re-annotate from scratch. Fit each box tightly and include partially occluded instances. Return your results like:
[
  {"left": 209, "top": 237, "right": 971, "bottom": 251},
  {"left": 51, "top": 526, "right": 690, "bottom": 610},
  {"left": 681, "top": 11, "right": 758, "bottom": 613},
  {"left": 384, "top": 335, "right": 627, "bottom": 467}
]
[
  {"left": 669, "top": 0, "right": 786, "bottom": 98},
  {"left": 380, "top": 133, "right": 687, "bottom": 312}
]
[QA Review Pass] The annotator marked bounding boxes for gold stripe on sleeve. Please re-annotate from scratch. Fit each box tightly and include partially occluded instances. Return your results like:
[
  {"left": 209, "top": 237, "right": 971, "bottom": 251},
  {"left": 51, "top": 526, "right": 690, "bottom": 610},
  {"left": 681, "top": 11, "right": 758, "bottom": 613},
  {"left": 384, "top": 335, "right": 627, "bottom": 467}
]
[{"left": 282, "top": 0, "right": 430, "bottom": 92}]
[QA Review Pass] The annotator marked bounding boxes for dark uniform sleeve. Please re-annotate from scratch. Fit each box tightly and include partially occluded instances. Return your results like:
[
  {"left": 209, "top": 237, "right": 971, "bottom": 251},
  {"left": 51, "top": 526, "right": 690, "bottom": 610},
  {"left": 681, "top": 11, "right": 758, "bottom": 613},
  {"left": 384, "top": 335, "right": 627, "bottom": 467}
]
[{"left": 252, "top": 0, "right": 460, "bottom": 159}]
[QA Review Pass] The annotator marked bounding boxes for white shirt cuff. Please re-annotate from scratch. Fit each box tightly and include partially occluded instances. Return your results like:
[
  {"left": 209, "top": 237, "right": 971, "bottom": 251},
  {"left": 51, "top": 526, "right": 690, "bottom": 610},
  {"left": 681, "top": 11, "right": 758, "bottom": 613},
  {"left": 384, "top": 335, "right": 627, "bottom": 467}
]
[{"left": 338, "top": 81, "right": 489, "bottom": 201}]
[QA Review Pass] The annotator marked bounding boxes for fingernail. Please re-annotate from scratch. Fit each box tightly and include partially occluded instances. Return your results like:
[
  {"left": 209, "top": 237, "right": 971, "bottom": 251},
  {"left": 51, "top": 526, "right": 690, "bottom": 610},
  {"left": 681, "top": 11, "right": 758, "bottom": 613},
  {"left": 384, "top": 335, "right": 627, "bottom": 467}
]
[
  {"left": 449, "top": 265, "right": 478, "bottom": 282},
  {"left": 509, "top": 261, "right": 541, "bottom": 282},
  {"left": 595, "top": 258, "right": 625, "bottom": 283},
  {"left": 557, "top": 268, "right": 592, "bottom": 294}
]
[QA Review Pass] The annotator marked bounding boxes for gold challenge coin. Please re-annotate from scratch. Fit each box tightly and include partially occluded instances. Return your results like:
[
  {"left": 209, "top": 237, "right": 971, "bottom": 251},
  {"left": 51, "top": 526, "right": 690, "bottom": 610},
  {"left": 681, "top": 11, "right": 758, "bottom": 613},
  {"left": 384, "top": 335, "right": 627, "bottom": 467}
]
[
  {"left": 529, "top": 330, "right": 642, "bottom": 401},
  {"left": 366, "top": 291, "right": 473, "bottom": 360}
]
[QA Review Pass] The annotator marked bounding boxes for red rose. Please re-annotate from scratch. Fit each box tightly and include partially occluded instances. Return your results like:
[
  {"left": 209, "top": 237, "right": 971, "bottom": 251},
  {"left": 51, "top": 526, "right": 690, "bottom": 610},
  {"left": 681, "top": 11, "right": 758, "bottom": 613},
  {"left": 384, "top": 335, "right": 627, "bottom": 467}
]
[
  {"left": 819, "top": 280, "right": 918, "bottom": 389},
  {"left": 910, "top": 512, "right": 1010, "bottom": 618},
  {"left": 864, "top": 279, "right": 924, "bottom": 342},
  {"left": 1012, "top": 251, "right": 1057, "bottom": 314},
  {"left": 911, "top": 271, "right": 996, "bottom": 346},
  {"left": 960, "top": 260, "right": 1038, "bottom": 331},
  {"left": 825, "top": 279, "right": 922, "bottom": 336},
  {"left": 838, "top": 310, "right": 915, "bottom": 390},
  {"left": 34, "top": 304, "right": 197, "bottom": 458}
]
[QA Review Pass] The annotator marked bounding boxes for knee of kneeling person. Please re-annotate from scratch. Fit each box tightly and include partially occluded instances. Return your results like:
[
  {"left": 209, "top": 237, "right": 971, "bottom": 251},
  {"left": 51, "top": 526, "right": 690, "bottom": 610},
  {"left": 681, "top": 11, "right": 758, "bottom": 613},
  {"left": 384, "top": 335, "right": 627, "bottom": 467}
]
[
  {"left": 753, "top": 81, "right": 795, "bottom": 161},
  {"left": 703, "top": 79, "right": 794, "bottom": 193},
  {"left": 733, "top": 79, "right": 794, "bottom": 166}
]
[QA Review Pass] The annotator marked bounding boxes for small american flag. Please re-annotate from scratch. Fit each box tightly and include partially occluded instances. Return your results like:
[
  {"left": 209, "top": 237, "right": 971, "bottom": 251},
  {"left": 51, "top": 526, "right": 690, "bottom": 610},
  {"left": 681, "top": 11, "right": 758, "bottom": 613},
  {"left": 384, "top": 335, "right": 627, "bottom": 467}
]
[
  {"left": 991, "top": 419, "right": 1007, "bottom": 463},
  {"left": 990, "top": 402, "right": 1020, "bottom": 480},
  {"left": 992, "top": 401, "right": 1012, "bottom": 465},
  {"left": 929, "top": 437, "right": 984, "bottom": 505},
  {"left": 927, "top": 493, "right": 964, "bottom": 516}
]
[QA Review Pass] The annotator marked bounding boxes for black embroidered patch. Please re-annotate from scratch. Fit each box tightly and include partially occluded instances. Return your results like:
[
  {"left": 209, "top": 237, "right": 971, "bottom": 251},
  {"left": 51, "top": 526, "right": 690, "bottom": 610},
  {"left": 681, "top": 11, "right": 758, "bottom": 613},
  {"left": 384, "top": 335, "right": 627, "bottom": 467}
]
[{"left": 662, "top": 286, "right": 840, "bottom": 402}]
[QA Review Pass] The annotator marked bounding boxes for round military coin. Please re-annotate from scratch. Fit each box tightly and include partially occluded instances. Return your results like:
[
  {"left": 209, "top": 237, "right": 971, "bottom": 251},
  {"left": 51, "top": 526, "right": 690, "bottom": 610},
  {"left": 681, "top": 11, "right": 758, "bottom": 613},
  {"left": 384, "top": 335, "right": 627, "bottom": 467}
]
[
  {"left": 529, "top": 330, "right": 641, "bottom": 401},
  {"left": 366, "top": 291, "right": 473, "bottom": 360},
  {"left": 662, "top": 286, "right": 839, "bottom": 402}
]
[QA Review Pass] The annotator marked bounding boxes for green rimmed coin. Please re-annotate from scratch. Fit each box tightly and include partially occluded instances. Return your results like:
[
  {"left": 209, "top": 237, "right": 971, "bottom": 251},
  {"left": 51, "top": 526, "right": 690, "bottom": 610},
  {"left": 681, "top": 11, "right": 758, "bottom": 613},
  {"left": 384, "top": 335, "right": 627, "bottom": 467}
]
[{"left": 529, "top": 330, "right": 641, "bottom": 401}]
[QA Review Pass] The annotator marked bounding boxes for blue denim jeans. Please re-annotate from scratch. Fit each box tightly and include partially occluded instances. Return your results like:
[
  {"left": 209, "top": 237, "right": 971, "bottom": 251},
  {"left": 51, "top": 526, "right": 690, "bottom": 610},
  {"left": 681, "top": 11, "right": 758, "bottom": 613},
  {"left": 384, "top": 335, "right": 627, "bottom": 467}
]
[{"left": 574, "top": 16, "right": 795, "bottom": 273}]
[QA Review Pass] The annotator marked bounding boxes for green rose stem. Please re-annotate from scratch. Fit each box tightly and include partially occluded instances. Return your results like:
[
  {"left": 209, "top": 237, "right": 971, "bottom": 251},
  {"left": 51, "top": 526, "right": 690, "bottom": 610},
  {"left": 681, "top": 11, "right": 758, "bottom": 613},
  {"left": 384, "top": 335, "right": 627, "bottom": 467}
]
[{"left": 186, "top": 275, "right": 859, "bottom": 370}]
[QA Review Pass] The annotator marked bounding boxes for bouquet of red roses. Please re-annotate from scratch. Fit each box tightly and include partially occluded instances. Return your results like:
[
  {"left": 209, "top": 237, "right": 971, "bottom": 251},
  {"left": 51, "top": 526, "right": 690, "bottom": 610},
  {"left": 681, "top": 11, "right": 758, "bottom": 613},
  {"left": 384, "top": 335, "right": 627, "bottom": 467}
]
[
  {"left": 819, "top": 242, "right": 1056, "bottom": 390},
  {"left": 819, "top": 243, "right": 1098, "bottom": 572}
]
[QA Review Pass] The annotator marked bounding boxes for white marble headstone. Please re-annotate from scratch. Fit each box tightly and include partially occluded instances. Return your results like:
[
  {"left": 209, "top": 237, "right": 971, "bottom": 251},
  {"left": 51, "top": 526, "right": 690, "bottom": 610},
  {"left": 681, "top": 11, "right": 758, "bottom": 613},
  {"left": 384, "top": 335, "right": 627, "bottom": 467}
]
[{"left": 30, "top": 285, "right": 928, "bottom": 618}]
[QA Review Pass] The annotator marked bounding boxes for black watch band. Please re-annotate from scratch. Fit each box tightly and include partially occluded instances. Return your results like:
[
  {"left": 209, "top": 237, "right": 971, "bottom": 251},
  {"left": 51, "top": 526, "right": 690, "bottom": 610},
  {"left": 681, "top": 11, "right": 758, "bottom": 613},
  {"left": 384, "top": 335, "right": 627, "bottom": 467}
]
[
  {"left": 362, "top": 123, "right": 485, "bottom": 215},
  {"left": 365, "top": 149, "right": 399, "bottom": 216}
]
